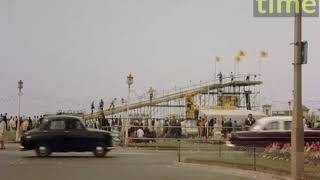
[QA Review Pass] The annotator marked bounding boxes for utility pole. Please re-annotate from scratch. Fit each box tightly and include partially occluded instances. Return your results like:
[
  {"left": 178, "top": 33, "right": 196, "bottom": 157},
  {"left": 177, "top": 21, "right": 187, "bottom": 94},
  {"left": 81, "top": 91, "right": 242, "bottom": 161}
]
[{"left": 291, "top": 0, "right": 304, "bottom": 179}]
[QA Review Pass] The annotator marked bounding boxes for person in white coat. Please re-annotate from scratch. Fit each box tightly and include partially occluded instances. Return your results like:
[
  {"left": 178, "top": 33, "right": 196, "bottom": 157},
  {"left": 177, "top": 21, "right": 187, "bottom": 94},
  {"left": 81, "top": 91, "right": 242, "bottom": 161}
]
[
  {"left": 180, "top": 120, "right": 187, "bottom": 137},
  {"left": 154, "top": 119, "right": 161, "bottom": 138},
  {"left": 0, "top": 117, "right": 6, "bottom": 149}
]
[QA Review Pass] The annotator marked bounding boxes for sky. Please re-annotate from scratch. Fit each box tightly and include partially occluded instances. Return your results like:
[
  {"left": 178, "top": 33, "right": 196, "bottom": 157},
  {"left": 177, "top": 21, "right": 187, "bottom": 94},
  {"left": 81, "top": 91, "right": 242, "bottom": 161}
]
[{"left": 0, "top": 0, "right": 320, "bottom": 115}]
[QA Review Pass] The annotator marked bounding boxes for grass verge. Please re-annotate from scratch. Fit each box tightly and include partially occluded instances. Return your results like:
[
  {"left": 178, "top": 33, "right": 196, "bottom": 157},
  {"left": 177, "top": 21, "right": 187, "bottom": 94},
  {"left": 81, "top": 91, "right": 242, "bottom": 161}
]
[
  {"left": 184, "top": 152, "right": 320, "bottom": 179},
  {"left": 4, "top": 131, "right": 16, "bottom": 142}
]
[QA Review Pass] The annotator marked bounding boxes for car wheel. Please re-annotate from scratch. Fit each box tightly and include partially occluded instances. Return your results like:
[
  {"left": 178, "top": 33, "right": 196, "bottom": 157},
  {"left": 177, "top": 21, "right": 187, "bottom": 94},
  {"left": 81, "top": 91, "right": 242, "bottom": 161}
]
[
  {"left": 35, "top": 144, "right": 52, "bottom": 157},
  {"left": 93, "top": 144, "right": 107, "bottom": 157}
]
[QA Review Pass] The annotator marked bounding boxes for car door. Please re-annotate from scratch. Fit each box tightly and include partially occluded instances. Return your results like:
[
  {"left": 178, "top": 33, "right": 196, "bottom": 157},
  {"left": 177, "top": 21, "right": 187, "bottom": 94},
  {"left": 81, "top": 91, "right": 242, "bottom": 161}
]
[
  {"left": 47, "top": 119, "right": 68, "bottom": 151},
  {"left": 262, "top": 121, "right": 282, "bottom": 144},
  {"left": 65, "top": 118, "right": 90, "bottom": 151}
]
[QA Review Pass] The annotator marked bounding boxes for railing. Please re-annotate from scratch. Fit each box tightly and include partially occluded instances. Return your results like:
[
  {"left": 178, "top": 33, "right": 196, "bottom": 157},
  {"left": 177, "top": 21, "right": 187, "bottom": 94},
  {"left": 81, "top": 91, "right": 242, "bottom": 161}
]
[
  {"left": 83, "top": 73, "right": 262, "bottom": 116},
  {"left": 181, "top": 140, "right": 320, "bottom": 178},
  {"left": 85, "top": 123, "right": 249, "bottom": 144},
  {"left": 116, "top": 73, "right": 260, "bottom": 105}
]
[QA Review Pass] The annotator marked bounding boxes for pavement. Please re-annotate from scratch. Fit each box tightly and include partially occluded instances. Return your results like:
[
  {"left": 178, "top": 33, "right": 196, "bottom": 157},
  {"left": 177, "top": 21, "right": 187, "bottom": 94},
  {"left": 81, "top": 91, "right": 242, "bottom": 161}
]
[{"left": 0, "top": 144, "right": 285, "bottom": 180}]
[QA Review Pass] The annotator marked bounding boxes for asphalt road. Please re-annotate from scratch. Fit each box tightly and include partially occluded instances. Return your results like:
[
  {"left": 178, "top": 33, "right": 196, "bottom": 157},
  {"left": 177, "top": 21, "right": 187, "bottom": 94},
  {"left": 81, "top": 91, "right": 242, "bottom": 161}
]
[{"left": 0, "top": 144, "right": 258, "bottom": 180}]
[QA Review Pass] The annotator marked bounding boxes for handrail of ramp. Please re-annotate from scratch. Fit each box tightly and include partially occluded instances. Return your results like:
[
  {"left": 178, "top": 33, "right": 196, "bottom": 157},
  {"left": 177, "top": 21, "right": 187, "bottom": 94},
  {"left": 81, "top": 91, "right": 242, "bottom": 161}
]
[{"left": 83, "top": 74, "right": 262, "bottom": 120}]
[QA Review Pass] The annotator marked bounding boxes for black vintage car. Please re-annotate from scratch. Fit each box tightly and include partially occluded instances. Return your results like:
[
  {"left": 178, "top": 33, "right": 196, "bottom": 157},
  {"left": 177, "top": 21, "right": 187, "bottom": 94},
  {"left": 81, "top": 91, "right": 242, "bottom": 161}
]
[{"left": 20, "top": 115, "right": 113, "bottom": 157}]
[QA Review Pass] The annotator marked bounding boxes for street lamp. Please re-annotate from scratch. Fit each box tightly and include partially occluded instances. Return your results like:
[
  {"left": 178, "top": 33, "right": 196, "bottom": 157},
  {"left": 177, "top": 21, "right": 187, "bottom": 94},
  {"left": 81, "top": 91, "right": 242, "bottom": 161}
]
[
  {"left": 119, "top": 97, "right": 126, "bottom": 142},
  {"left": 148, "top": 87, "right": 155, "bottom": 129},
  {"left": 288, "top": 101, "right": 292, "bottom": 116},
  {"left": 16, "top": 80, "right": 23, "bottom": 142},
  {"left": 125, "top": 73, "right": 133, "bottom": 146},
  {"left": 148, "top": 87, "right": 155, "bottom": 102}
]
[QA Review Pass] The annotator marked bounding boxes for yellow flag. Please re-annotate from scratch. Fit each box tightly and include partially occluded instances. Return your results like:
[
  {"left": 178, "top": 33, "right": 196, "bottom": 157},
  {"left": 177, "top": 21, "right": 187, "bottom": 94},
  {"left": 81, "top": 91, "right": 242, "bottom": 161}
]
[
  {"left": 235, "top": 56, "right": 242, "bottom": 63},
  {"left": 215, "top": 56, "right": 221, "bottom": 62},
  {"left": 260, "top": 51, "right": 268, "bottom": 58},
  {"left": 238, "top": 50, "right": 246, "bottom": 57}
]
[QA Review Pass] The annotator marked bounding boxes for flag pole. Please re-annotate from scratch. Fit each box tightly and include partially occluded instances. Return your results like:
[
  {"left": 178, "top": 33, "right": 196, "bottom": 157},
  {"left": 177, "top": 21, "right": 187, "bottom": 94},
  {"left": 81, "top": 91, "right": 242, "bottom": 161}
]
[
  {"left": 259, "top": 59, "right": 262, "bottom": 81},
  {"left": 233, "top": 60, "right": 236, "bottom": 76},
  {"left": 214, "top": 59, "right": 217, "bottom": 80}
]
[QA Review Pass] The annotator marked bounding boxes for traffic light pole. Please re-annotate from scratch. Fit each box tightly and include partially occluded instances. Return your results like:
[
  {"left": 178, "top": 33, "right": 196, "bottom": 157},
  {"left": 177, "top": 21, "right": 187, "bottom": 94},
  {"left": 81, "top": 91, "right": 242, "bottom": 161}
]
[{"left": 291, "top": 0, "right": 304, "bottom": 179}]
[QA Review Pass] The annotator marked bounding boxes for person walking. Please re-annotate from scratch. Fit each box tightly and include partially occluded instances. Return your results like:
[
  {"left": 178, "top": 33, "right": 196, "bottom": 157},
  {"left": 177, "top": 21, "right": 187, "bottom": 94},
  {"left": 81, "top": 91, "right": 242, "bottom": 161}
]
[
  {"left": 0, "top": 116, "right": 6, "bottom": 149},
  {"left": 218, "top": 72, "right": 223, "bottom": 84},
  {"left": 226, "top": 118, "right": 233, "bottom": 134},
  {"left": 230, "top": 72, "right": 234, "bottom": 82},
  {"left": 27, "top": 117, "right": 33, "bottom": 130},
  {"left": 22, "top": 118, "right": 29, "bottom": 133},
  {"left": 233, "top": 120, "right": 238, "bottom": 132},
  {"left": 244, "top": 114, "right": 256, "bottom": 131},
  {"left": 9, "top": 117, "right": 15, "bottom": 131},
  {"left": 3, "top": 113, "right": 8, "bottom": 129}
]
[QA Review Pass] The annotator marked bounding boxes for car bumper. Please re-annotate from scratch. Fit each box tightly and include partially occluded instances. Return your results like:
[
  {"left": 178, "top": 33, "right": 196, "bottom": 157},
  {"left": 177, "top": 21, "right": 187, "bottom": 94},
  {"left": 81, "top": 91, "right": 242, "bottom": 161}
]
[
  {"left": 106, "top": 147, "right": 114, "bottom": 150},
  {"left": 19, "top": 145, "right": 30, "bottom": 151},
  {"left": 225, "top": 141, "right": 235, "bottom": 147}
]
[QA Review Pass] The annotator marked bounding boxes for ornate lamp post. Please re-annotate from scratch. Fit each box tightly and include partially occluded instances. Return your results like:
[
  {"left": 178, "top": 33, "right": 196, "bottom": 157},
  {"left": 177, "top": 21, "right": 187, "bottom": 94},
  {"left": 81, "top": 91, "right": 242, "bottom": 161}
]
[
  {"left": 148, "top": 87, "right": 155, "bottom": 129},
  {"left": 15, "top": 80, "right": 23, "bottom": 142},
  {"left": 120, "top": 97, "right": 126, "bottom": 141},
  {"left": 125, "top": 73, "right": 133, "bottom": 146},
  {"left": 148, "top": 87, "right": 155, "bottom": 102},
  {"left": 288, "top": 101, "right": 292, "bottom": 116}
]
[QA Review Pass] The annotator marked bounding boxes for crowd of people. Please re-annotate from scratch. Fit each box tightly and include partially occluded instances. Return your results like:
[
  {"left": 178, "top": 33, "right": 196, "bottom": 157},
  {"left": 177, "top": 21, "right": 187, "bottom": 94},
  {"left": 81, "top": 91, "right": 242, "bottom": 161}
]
[
  {"left": 0, "top": 112, "right": 260, "bottom": 145},
  {"left": 0, "top": 113, "right": 46, "bottom": 149},
  {"left": 0, "top": 113, "right": 44, "bottom": 132},
  {"left": 196, "top": 114, "right": 256, "bottom": 139},
  {"left": 83, "top": 113, "right": 259, "bottom": 143}
]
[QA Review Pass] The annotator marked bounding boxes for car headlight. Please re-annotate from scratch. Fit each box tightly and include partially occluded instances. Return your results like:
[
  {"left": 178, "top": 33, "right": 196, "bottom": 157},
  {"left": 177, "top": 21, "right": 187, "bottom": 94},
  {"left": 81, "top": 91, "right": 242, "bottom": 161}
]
[{"left": 26, "top": 135, "right": 32, "bottom": 139}]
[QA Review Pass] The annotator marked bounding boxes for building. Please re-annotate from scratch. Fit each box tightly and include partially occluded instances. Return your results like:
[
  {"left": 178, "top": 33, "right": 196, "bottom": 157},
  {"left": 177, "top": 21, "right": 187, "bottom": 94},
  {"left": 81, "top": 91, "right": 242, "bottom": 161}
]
[
  {"left": 262, "top": 104, "right": 272, "bottom": 116},
  {"left": 262, "top": 104, "right": 310, "bottom": 117}
]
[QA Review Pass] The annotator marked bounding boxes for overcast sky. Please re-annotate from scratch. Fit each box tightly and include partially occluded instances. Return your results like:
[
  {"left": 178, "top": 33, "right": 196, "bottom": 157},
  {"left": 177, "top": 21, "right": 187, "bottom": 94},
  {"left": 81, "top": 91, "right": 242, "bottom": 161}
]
[{"left": 1, "top": 0, "right": 320, "bottom": 115}]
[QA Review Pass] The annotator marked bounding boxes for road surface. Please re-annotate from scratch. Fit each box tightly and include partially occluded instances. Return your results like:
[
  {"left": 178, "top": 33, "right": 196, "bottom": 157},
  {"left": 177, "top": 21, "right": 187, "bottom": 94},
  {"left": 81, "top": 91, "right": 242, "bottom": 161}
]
[{"left": 0, "top": 144, "right": 260, "bottom": 180}]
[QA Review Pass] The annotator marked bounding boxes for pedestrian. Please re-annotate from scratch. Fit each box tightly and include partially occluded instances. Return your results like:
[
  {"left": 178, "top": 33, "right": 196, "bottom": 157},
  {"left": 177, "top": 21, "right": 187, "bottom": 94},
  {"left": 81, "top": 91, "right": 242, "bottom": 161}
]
[
  {"left": 218, "top": 72, "right": 223, "bottom": 84},
  {"left": 22, "top": 118, "right": 29, "bottom": 133},
  {"left": 233, "top": 120, "right": 238, "bottom": 132},
  {"left": 246, "top": 75, "right": 250, "bottom": 81},
  {"left": 226, "top": 118, "right": 233, "bottom": 134},
  {"left": 0, "top": 116, "right": 6, "bottom": 149},
  {"left": 136, "top": 128, "right": 144, "bottom": 143},
  {"left": 180, "top": 120, "right": 187, "bottom": 137},
  {"left": 9, "top": 117, "right": 16, "bottom": 131},
  {"left": 163, "top": 120, "right": 169, "bottom": 138},
  {"left": 209, "top": 118, "right": 214, "bottom": 136},
  {"left": 199, "top": 119, "right": 205, "bottom": 138},
  {"left": 230, "top": 72, "right": 234, "bottom": 82},
  {"left": 91, "top": 101, "right": 95, "bottom": 115},
  {"left": 154, "top": 119, "right": 161, "bottom": 137},
  {"left": 95, "top": 119, "right": 100, "bottom": 129},
  {"left": 3, "top": 113, "right": 8, "bottom": 129},
  {"left": 244, "top": 114, "right": 256, "bottom": 131},
  {"left": 137, "top": 128, "right": 144, "bottom": 138},
  {"left": 27, "top": 117, "right": 33, "bottom": 130}
]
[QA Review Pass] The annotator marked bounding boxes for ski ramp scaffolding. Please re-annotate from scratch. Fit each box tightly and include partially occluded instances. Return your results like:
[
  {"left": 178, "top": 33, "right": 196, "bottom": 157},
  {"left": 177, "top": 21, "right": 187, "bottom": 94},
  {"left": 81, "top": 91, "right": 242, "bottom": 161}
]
[{"left": 83, "top": 75, "right": 262, "bottom": 120}]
